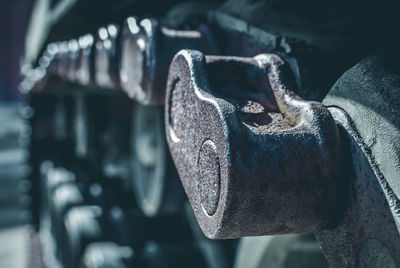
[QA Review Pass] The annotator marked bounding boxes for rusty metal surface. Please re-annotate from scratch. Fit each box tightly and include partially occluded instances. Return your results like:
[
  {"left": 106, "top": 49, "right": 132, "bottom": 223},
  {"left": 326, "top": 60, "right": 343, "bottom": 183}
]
[
  {"left": 119, "top": 17, "right": 216, "bottom": 105},
  {"left": 316, "top": 107, "right": 400, "bottom": 267},
  {"left": 323, "top": 50, "right": 400, "bottom": 204},
  {"left": 18, "top": 4, "right": 400, "bottom": 267},
  {"left": 165, "top": 50, "right": 345, "bottom": 239},
  {"left": 316, "top": 51, "right": 400, "bottom": 267}
]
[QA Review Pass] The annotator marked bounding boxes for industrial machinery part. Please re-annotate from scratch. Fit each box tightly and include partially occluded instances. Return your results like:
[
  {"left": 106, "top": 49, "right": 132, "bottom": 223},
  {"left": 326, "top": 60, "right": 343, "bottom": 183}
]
[
  {"left": 21, "top": 1, "right": 400, "bottom": 267},
  {"left": 165, "top": 48, "right": 400, "bottom": 266},
  {"left": 184, "top": 202, "right": 235, "bottom": 268},
  {"left": 234, "top": 235, "right": 328, "bottom": 268},
  {"left": 76, "top": 34, "right": 95, "bottom": 86},
  {"left": 72, "top": 94, "right": 127, "bottom": 177},
  {"left": 130, "top": 103, "right": 184, "bottom": 217},
  {"left": 50, "top": 182, "right": 84, "bottom": 258},
  {"left": 73, "top": 94, "right": 90, "bottom": 159},
  {"left": 29, "top": 94, "right": 75, "bottom": 226},
  {"left": 119, "top": 17, "right": 216, "bottom": 105},
  {"left": 94, "top": 24, "right": 121, "bottom": 89},
  {"left": 165, "top": 50, "right": 345, "bottom": 239},
  {"left": 56, "top": 41, "right": 70, "bottom": 81},
  {"left": 39, "top": 43, "right": 59, "bottom": 77},
  {"left": 62, "top": 205, "right": 103, "bottom": 268},
  {"left": 39, "top": 160, "right": 55, "bottom": 228},
  {"left": 316, "top": 50, "right": 400, "bottom": 267},
  {"left": 66, "top": 39, "right": 80, "bottom": 82},
  {"left": 79, "top": 242, "right": 134, "bottom": 268},
  {"left": 40, "top": 162, "right": 75, "bottom": 230},
  {"left": 98, "top": 95, "right": 132, "bottom": 182}
]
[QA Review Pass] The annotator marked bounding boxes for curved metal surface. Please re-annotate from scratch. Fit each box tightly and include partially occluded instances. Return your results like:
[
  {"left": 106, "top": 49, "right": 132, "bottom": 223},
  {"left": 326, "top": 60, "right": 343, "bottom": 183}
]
[{"left": 165, "top": 50, "right": 345, "bottom": 239}]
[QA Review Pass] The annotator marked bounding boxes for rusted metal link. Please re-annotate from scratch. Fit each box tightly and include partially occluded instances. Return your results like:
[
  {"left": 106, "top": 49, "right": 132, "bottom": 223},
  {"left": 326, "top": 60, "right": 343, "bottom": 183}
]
[
  {"left": 165, "top": 50, "right": 346, "bottom": 239},
  {"left": 33, "top": 34, "right": 95, "bottom": 90},
  {"left": 22, "top": 18, "right": 216, "bottom": 98},
  {"left": 94, "top": 24, "right": 121, "bottom": 89},
  {"left": 120, "top": 17, "right": 217, "bottom": 105}
]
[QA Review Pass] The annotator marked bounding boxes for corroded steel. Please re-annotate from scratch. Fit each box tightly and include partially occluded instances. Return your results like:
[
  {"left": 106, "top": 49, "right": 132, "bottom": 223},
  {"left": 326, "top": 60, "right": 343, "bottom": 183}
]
[
  {"left": 20, "top": 9, "right": 400, "bottom": 268},
  {"left": 165, "top": 50, "right": 345, "bottom": 239},
  {"left": 316, "top": 107, "right": 400, "bottom": 267},
  {"left": 119, "top": 17, "right": 216, "bottom": 105}
]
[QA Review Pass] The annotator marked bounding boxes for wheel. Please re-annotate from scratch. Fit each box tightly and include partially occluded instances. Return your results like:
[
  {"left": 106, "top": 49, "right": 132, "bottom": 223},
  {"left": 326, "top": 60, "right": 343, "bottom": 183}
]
[
  {"left": 62, "top": 205, "right": 103, "bottom": 268},
  {"left": 50, "top": 182, "right": 84, "bottom": 259},
  {"left": 43, "top": 165, "right": 76, "bottom": 232},
  {"left": 130, "top": 103, "right": 184, "bottom": 217}
]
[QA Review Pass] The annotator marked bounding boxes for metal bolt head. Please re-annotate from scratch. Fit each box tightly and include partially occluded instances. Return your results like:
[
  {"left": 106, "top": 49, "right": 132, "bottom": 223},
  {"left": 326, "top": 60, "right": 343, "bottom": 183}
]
[{"left": 198, "top": 139, "right": 221, "bottom": 216}]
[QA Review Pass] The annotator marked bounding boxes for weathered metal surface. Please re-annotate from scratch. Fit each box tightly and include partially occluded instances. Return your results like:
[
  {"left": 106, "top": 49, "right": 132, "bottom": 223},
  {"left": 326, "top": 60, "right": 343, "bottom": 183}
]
[
  {"left": 94, "top": 24, "right": 121, "bottom": 89},
  {"left": 316, "top": 51, "right": 400, "bottom": 267},
  {"left": 316, "top": 107, "right": 400, "bottom": 267},
  {"left": 323, "top": 50, "right": 400, "bottom": 206},
  {"left": 119, "top": 17, "right": 216, "bottom": 105},
  {"left": 165, "top": 50, "right": 345, "bottom": 239},
  {"left": 211, "top": 0, "right": 400, "bottom": 102},
  {"left": 20, "top": 4, "right": 400, "bottom": 267},
  {"left": 184, "top": 202, "right": 233, "bottom": 268}
]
